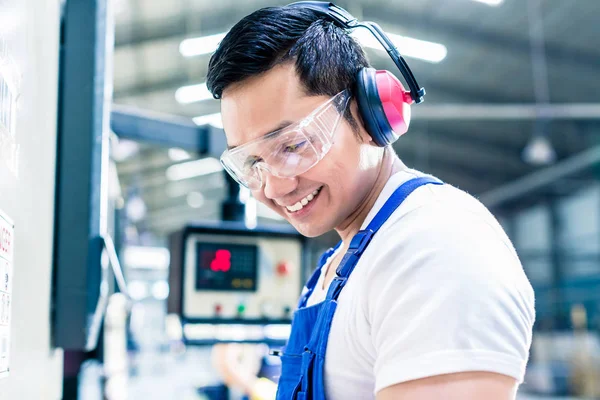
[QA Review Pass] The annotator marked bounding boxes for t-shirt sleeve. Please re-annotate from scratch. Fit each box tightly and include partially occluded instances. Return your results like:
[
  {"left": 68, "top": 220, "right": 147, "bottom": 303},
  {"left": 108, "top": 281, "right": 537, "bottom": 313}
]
[{"left": 364, "top": 206, "right": 536, "bottom": 394}]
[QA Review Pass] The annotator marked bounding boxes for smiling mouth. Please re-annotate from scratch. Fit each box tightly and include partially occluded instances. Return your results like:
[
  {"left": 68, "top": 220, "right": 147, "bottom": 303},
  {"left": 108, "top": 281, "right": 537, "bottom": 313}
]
[{"left": 285, "top": 187, "right": 323, "bottom": 213}]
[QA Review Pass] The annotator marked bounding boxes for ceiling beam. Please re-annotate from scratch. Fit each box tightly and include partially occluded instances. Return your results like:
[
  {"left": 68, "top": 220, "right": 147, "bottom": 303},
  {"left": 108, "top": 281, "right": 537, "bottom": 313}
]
[
  {"left": 396, "top": 131, "right": 528, "bottom": 175},
  {"left": 111, "top": 104, "right": 211, "bottom": 152},
  {"left": 114, "top": 74, "right": 190, "bottom": 98},
  {"left": 115, "top": 4, "right": 264, "bottom": 48},
  {"left": 113, "top": 125, "right": 524, "bottom": 196},
  {"left": 112, "top": 67, "right": 520, "bottom": 107},
  {"left": 143, "top": 200, "right": 224, "bottom": 230},
  {"left": 114, "top": 3, "right": 600, "bottom": 72},
  {"left": 117, "top": 152, "right": 172, "bottom": 175},
  {"left": 426, "top": 157, "right": 514, "bottom": 185},
  {"left": 413, "top": 103, "right": 600, "bottom": 121},
  {"left": 119, "top": 167, "right": 222, "bottom": 191},
  {"left": 480, "top": 145, "right": 600, "bottom": 209},
  {"left": 363, "top": 6, "right": 600, "bottom": 71}
]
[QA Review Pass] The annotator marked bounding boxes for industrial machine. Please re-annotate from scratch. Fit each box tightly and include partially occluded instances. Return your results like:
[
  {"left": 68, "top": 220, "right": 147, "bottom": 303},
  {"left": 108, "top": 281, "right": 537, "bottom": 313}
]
[{"left": 168, "top": 221, "right": 307, "bottom": 345}]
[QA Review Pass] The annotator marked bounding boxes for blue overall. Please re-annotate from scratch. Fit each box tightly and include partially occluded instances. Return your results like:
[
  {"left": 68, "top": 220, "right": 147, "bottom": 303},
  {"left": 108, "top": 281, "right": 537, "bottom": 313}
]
[{"left": 276, "top": 177, "right": 442, "bottom": 400}]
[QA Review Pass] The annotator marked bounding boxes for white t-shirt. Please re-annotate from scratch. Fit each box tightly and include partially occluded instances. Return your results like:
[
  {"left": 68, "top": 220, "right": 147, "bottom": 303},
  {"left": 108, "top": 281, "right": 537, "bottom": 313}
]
[{"left": 304, "top": 166, "right": 536, "bottom": 399}]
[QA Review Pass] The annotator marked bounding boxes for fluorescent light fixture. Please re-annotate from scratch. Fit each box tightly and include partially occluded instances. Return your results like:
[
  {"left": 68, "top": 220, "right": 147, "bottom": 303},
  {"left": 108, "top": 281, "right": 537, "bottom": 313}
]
[
  {"left": 166, "top": 157, "right": 223, "bottom": 181},
  {"left": 168, "top": 148, "right": 191, "bottom": 162},
  {"left": 193, "top": 112, "right": 223, "bottom": 129},
  {"left": 181, "top": 29, "right": 446, "bottom": 65},
  {"left": 180, "top": 32, "right": 227, "bottom": 57},
  {"left": 175, "top": 82, "right": 212, "bottom": 104},
  {"left": 352, "top": 30, "right": 447, "bottom": 63},
  {"left": 472, "top": 0, "right": 504, "bottom": 6},
  {"left": 123, "top": 246, "right": 170, "bottom": 270}
]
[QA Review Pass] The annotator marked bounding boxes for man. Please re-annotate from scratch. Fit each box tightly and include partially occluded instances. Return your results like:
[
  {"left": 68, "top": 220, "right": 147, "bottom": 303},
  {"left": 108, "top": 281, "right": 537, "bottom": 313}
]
[{"left": 207, "top": 3, "right": 535, "bottom": 399}]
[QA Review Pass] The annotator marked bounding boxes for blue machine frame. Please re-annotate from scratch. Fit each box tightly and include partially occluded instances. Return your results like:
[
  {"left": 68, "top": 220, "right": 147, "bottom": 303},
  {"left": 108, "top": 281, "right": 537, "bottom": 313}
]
[{"left": 53, "top": 0, "right": 116, "bottom": 351}]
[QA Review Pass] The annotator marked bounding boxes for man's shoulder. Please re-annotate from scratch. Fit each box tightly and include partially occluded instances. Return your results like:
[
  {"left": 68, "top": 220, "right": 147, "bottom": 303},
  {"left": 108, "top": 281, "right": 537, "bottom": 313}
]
[
  {"left": 364, "top": 179, "right": 518, "bottom": 268},
  {"left": 387, "top": 179, "right": 502, "bottom": 235},
  {"left": 359, "top": 178, "right": 534, "bottom": 320}
]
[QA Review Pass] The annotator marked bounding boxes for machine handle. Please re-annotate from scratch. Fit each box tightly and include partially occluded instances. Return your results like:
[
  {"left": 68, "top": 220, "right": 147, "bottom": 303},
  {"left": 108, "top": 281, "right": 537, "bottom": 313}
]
[{"left": 101, "top": 234, "right": 131, "bottom": 301}]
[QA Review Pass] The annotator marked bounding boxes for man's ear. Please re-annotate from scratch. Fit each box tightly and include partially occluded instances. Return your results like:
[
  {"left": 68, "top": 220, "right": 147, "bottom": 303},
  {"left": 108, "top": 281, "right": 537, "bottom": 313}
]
[{"left": 349, "top": 100, "right": 373, "bottom": 144}]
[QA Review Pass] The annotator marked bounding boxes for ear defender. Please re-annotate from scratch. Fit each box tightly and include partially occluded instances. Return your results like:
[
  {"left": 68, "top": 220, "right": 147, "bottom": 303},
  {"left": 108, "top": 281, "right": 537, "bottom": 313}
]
[
  {"left": 286, "top": 1, "right": 426, "bottom": 146},
  {"left": 355, "top": 68, "right": 414, "bottom": 147}
]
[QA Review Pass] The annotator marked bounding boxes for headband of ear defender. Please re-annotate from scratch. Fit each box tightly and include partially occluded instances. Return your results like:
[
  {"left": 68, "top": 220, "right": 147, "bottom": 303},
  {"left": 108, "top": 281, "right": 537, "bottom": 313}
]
[{"left": 286, "top": 1, "right": 426, "bottom": 147}]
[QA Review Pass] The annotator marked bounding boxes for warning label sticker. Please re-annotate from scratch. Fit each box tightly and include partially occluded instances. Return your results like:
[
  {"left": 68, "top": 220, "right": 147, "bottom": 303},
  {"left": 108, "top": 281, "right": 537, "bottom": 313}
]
[
  {"left": 0, "top": 42, "right": 20, "bottom": 178},
  {"left": 0, "top": 208, "right": 13, "bottom": 379}
]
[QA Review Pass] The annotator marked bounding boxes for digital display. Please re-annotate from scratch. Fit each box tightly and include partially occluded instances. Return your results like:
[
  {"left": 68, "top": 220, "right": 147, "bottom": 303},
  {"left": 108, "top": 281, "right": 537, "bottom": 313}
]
[{"left": 195, "top": 243, "right": 258, "bottom": 292}]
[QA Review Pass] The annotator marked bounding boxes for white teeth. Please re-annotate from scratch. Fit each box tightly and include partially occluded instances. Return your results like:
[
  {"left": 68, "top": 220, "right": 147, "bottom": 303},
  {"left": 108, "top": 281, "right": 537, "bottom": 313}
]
[{"left": 286, "top": 187, "right": 322, "bottom": 213}]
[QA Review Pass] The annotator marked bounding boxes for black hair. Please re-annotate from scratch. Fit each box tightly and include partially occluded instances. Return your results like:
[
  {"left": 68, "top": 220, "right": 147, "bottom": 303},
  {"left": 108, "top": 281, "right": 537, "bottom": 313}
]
[{"left": 206, "top": 5, "right": 370, "bottom": 132}]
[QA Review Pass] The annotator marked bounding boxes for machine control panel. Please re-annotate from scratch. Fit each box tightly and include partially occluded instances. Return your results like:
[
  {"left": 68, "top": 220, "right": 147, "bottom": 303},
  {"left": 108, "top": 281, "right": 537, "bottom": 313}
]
[
  {"left": 195, "top": 243, "right": 258, "bottom": 292},
  {"left": 168, "top": 222, "right": 306, "bottom": 330}
]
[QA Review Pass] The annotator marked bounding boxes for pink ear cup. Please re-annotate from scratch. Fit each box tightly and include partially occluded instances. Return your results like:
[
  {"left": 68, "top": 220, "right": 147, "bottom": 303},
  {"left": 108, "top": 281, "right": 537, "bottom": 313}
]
[{"left": 375, "top": 70, "right": 412, "bottom": 136}]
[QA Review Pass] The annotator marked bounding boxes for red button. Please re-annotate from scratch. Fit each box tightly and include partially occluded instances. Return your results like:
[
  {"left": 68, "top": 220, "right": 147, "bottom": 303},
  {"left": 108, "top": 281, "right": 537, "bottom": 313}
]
[
  {"left": 215, "top": 304, "right": 222, "bottom": 314},
  {"left": 276, "top": 261, "right": 290, "bottom": 276}
]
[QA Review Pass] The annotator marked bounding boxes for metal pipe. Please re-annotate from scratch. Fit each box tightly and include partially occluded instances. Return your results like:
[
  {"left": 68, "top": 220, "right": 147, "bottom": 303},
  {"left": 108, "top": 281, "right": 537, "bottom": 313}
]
[
  {"left": 479, "top": 145, "right": 600, "bottom": 208},
  {"left": 111, "top": 105, "right": 209, "bottom": 152},
  {"left": 413, "top": 103, "right": 600, "bottom": 121}
]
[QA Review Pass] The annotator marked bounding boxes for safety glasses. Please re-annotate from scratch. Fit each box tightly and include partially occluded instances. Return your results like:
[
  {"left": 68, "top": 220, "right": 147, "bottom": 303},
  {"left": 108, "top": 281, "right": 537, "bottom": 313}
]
[{"left": 220, "top": 90, "right": 351, "bottom": 190}]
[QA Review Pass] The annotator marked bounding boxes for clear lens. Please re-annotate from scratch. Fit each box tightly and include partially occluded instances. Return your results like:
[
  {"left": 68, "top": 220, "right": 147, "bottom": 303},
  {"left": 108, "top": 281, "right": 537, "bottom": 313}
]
[{"left": 220, "top": 90, "right": 350, "bottom": 189}]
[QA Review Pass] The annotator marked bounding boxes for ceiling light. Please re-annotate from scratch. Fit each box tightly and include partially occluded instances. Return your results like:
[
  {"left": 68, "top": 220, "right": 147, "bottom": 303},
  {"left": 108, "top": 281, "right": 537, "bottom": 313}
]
[
  {"left": 175, "top": 82, "right": 212, "bottom": 104},
  {"left": 168, "top": 148, "right": 191, "bottom": 162},
  {"left": 166, "top": 157, "right": 223, "bottom": 181},
  {"left": 179, "top": 32, "right": 227, "bottom": 57},
  {"left": 181, "top": 30, "right": 446, "bottom": 64},
  {"left": 352, "top": 30, "right": 447, "bottom": 63},
  {"left": 522, "top": 135, "right": 556, "bottom": 166},
  {"left": 193, "top": 112, "right": 223, "bottom": 129},
  {"left": 123, "top": 246, "right": 170, "bottom": 270},
  {"left": 471, "top": 0, "right": 504, "bottom": 6}
]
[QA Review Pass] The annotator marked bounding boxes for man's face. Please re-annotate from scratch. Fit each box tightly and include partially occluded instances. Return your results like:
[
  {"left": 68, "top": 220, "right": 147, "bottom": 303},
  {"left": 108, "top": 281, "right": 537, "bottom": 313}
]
[{"left": 221, "top": 63, "right": 382, "bottom": 237}]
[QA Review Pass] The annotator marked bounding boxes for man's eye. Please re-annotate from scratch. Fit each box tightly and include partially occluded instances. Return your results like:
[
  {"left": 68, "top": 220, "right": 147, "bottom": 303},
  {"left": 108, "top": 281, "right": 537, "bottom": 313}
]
[
  {"left": 244, "top": 156, "right": 262, "bottom": 169},
  {"left": 283, "top": 141, "right": 307, "bottom": 153}
]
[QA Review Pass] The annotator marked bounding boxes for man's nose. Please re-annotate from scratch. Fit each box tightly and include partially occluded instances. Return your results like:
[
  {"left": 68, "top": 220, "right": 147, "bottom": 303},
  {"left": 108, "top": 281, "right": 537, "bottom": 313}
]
[{"left": 261, "top": 169, "right": 298, "bottom": 200}]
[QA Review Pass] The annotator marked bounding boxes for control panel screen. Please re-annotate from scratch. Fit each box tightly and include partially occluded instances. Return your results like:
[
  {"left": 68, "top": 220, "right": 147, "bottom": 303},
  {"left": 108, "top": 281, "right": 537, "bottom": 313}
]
[{"left": 195, "top": 243, "right": 258, "bottom": 292}]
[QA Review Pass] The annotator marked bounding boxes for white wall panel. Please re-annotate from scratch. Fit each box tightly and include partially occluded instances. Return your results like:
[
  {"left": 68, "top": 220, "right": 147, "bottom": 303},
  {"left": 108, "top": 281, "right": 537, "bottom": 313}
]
[{"left": 0, "top": 0, "right": 63, "bottom": 398}]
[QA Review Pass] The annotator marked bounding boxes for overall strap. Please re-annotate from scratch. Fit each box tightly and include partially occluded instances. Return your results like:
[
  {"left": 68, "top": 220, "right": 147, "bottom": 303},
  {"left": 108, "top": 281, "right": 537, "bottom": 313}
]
[
  {"left": 326, "top": 177, "right": 442, "bottom": 301},
  {"left": 366, "top": 177, "right": 442, "bottom": 233},
  {"left": 297, "top": 243, "right": 341, "bottom": 308}
]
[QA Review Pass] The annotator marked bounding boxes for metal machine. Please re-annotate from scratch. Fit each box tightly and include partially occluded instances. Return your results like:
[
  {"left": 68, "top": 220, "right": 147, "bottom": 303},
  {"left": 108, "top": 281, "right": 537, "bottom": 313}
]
[{"left": 168, "top": 221, "right": 306, "bottom": 345}]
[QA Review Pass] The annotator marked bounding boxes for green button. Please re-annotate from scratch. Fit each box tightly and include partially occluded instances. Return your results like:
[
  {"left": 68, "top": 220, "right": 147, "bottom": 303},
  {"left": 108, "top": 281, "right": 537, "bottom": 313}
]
[{"left": 237, "top": 304, "right": 246, "bottom": 314}]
